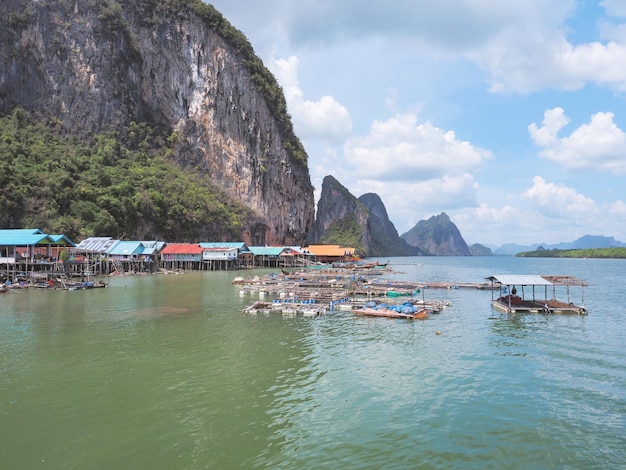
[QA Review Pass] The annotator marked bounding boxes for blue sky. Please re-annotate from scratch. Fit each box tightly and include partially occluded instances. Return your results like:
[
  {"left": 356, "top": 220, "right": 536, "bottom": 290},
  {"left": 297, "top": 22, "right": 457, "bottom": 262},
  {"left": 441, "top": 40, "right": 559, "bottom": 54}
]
[{"left": 208, "top": 0, "right": 626, "bottom": 247}]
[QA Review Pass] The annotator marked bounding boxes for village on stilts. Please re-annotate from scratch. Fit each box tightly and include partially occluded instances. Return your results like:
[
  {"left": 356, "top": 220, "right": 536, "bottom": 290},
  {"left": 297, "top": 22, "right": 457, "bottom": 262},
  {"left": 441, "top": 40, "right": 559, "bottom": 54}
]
[{"left": 1, "top": 229, "right": 588, "bottom": 318}]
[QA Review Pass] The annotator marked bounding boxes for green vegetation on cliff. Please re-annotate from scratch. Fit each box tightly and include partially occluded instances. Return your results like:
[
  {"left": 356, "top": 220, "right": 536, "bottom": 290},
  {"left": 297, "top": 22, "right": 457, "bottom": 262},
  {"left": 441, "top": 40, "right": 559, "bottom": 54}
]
[
  {"left": 517, "top": 247, "right": 626, "bottom": 259},
  {"left": 320, "top": 218, "right": 367, "bottom": 257},
  {"left": 0, "top": 109, "right": 254, "bottom": 241}
]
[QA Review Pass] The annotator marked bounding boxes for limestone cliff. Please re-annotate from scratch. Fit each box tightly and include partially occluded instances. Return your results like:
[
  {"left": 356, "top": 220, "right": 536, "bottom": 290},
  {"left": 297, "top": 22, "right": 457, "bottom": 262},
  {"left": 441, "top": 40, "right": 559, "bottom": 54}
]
[
  {"left": 309, "top": 176, "right": 421, "bottom": 257},
  {"left": 308, "top": 176, "right": 371, "bottom": 256},
  {"left": 401, "top": 212, "right": 471, "bottom": 256},
  {"left": 0, "top": 0, "right": 314, "bottom": 245},
  {"left": 357, "top": 193, "right": 421, "bottom": 256}
]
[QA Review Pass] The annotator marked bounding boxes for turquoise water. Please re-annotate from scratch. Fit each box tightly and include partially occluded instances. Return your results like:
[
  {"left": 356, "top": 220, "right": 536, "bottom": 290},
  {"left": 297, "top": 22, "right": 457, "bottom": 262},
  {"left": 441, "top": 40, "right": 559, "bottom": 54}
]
[{"left": 1, "top": 257, "right": 625, "bottom": 469}]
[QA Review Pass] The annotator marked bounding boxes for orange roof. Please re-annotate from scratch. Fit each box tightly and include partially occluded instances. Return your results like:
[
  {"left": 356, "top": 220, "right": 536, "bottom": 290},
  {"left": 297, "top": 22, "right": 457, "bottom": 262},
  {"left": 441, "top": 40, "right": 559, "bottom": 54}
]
[
  {"left": 305, "top": 244, "right": 356, "bottom": 257},
  {"left": 160, "top": 243, "right": 203, "bottom": 254}
]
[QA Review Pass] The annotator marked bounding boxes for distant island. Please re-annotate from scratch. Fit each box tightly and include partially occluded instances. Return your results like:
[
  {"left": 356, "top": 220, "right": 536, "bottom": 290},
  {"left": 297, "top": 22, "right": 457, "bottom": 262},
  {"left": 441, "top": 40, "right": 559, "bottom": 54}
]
[{"left": 517, "top": 247, "right": 626, "bottom": 259}]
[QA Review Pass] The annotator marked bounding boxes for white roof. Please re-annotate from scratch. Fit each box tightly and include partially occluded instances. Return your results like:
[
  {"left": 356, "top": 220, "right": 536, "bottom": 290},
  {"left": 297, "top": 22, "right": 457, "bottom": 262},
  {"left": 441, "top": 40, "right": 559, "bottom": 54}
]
[{"left": 486, "top": 275, "right": 553, "bottom": 286}]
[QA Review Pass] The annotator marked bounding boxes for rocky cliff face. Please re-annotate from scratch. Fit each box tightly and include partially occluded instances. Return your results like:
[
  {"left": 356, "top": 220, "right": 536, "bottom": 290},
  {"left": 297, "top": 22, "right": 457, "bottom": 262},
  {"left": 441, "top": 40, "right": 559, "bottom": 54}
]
[
  {"left": 0, "top": 0, "right": 313, "bottom": 245},
  {"left": 401, "top": 212, "right": 471, "bottom": 256},
  {"left": 308, "top": 176, "right": 371, "bottom": 255},
  {"left": 357, "top": 193, "right": 420, "bottom": 256},
  {"left": 309, "top": 176, "right": 423, "bottom": 257}
]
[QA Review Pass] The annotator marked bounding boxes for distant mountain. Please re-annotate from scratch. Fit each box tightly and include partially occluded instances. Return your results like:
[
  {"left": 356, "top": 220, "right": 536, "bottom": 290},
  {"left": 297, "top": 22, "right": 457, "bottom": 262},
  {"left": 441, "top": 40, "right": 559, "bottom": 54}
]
[
  {"left": 401, "top": 212, "right": 471, "bottom": 256},
  {"left": 494, "top": 243, "right": 540, "bottom": 255},
  {"left": 357, "top": 193, "right": 420, "bottom": 256},
  {"left": 572, "top": 235, "right": 626, "bottom": 249},
  {"left": 493, "top": 235, "right": 626, "bottom": 255},
  {"left": 308, "top": 176, "right": 422, "bottom": 256},
  {"left": 307, "top": 175, "right": 371, "bottom": 256},
  {"left": 469, "top": 243, "right": 493, "bottom": 256}
]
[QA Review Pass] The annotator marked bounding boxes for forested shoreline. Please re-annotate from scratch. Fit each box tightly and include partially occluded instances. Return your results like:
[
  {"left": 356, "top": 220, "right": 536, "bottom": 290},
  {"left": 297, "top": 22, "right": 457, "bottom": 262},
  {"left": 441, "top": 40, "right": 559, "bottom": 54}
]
[{"left": 517, "top": 247, "right": 626, "bottom": 259}]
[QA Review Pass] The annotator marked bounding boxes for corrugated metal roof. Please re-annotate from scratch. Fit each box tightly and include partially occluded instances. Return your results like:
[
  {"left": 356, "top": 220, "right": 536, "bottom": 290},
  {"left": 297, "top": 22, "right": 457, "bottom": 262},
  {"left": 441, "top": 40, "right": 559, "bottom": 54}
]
[
  {"left": 160, "top": 243, "right": 203, "bottom": 254},
  {"left": 202, "top": 247, "right": 238, "bottom": 253},
  {"left": 49, "top": 234, "right": 75, "bottom": 246},
  {"left": 0, "top": 233, "right": 54, "bottom": 246},
  {"left": 200, "top": 242, "right": 247, "bottom": 250},
  {"left": 305, "top": 245, "right": 356, "bottom": 256},
  {"left": 108, "top": 241, "right": 145, "bottom": 255},
  {"left": 140, "top": 241, "right": 166, "bottom": 255},
  {"left": 75, "top": 237, "right": 118, "bottom": 253},
  {"left": 248, "top": 246, "right": 286, "bottom": 256},
  {"left": 0, "top": 229, "right": 44, "bottom": 236},
  {"left": 486, "top": 275, "right": 553, "bottom": 286},
  {"left": 0, "top": 229, "right": 61, "bottom": 246}
]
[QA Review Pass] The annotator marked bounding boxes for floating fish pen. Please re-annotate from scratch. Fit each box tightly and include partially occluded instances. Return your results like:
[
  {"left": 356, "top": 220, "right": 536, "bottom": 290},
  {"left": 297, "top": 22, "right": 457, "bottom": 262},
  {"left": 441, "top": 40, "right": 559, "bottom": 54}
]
[
  {"left": 242, "top": 300, "right": 326, "bottom": 317},
  {"left": 237, "top": 267, "right": 453, "bottom": 316}
]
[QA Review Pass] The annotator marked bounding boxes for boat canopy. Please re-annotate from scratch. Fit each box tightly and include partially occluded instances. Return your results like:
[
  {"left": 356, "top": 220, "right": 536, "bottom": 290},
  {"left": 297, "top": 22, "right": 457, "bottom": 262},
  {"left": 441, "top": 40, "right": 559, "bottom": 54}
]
[
  {"left": 486, "top": 274, "right": 587, "bottom": 287},
  {"left": 486, "top": 275, "right": 553, "bottom": 286}
]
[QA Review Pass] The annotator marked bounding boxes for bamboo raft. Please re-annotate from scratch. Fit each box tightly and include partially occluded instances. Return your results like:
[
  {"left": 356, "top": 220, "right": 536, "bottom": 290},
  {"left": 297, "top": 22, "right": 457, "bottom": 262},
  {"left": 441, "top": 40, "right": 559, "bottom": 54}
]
[{"left": 242, "top": 300, "right": 326, "bottom": 317}]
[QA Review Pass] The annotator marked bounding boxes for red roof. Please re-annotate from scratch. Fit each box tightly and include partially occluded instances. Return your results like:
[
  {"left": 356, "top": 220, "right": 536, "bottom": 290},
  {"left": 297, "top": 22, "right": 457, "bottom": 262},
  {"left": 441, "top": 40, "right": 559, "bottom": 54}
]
[{"left": 160, "top": 243, "right": 203, "bottom": 254}]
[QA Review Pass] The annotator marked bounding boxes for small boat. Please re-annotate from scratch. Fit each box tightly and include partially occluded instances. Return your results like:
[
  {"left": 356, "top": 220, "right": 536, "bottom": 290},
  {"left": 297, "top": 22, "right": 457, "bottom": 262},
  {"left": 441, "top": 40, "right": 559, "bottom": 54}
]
[
  {"left": 59, "top": 278, "right": 107, "bottom": 290},
  {"left": 352, "top": 301, "right": 430, "bottom": 320}
]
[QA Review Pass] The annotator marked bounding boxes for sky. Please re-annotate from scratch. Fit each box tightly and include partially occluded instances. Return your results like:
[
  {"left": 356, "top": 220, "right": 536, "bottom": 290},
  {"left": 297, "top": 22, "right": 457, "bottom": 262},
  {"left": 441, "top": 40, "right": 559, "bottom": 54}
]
[{"left": 207, "top": 0, "right": 626, "bottom": 247}]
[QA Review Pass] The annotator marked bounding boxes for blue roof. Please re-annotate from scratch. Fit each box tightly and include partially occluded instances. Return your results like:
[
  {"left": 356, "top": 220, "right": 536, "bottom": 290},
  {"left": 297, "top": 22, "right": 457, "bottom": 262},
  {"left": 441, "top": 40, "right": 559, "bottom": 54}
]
[
  {"left": 49, "top": 234, "right": 76, "bottom": 246},
  {"left": 108, "top": 241, "right": 145, "bottom": 256},
  {"left": 248, "top": 246, "right": 287, "bottom": 256},
  {"left": 140, "top": 241, "right": 166, "bottom": 255},
  {"left": 0, "top": 229, "right": 56, "bottom": 246}
]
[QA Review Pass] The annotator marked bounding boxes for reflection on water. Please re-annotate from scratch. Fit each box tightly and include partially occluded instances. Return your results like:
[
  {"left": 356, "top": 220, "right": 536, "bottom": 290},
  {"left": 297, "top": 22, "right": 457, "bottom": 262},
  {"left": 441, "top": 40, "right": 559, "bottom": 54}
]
[{"left": 1, "top": 259, "right": 626, "bottom": 469}]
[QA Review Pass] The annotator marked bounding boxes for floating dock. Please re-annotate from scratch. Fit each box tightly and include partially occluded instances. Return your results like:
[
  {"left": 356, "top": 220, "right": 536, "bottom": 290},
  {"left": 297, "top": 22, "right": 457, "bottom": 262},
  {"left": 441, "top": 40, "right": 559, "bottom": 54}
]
[{"left": 486, "top": 274, "right": 588, "bottom": 315}]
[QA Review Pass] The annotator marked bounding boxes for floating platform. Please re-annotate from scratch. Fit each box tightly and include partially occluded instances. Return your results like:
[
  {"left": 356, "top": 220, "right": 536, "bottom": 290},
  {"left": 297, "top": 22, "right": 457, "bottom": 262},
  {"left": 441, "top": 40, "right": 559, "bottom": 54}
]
[
  {"left": 242, "top": 300, "right": 326, "bottom": 317},
  {"left": 486, "top": 274, "right": 588, "bottom": 315}
]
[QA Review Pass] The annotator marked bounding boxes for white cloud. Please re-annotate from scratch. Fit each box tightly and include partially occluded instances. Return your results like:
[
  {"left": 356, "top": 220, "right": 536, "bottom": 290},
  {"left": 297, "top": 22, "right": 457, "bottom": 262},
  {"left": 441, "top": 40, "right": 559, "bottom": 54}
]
[
  {"left": 452, "top": 204, "right": 532, "bottom": 245},
  {"left": 331, "top": 113, "right": 490, "bottom": 233},
  {"left": 529, "top": 108, "right": 626, "bottom": 174},
  {"left": 217, "top": 0, "right": 626, "bottom": 94},
  {"left": 343, "top": 113, "right": 491, "bottom": 181},
  {"left": 528, "top": 107, "right": 570, "bottom": 147},
  {"left": 609, "top": 199, "right": 626, "bottom": 216},
  {"left": 602, "top": 0, "right": 626, "bottom": 18},
  {"left": 523, "top": 176, "right": 596, "bottom": 218},
  {"left": 472, "top": 30, "right": 626, "bottom": 93},
  {"left": 451, "top": 180, "right": 626, "bottom": 246},
  {"left": 271, "top": 56, "right": 352, "bottom": 142},
  {"left": 208, "top": 0, "right": 626, "bottom": 245}
]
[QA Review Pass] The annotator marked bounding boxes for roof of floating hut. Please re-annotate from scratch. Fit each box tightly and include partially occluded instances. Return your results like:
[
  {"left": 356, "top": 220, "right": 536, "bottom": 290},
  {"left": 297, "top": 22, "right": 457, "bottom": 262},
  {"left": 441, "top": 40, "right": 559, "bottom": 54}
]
[
  {"left": 304, "top": 245, "right": 356, "bottom": 257},
  {"left": 486, "top": 275, "right": 587, "bottom": 287},
  {"left": 49, "top": 234, "right": 75, "bottom": 246},
  {"left": 541, "top": 275, "right": 588, "bottom": 287},
  {"left": 139, "top": 241, "right": 166, "bottom": 255},
  {"left": 0, "top": 229, "right": 74, "bottom": 246},
  {"left": 200, "top": 242, "right": 248, "bottom": 251},
  {"left": 248, "top": 246, "right": 287, "bottom": 257},
  {"left": 75, "top": 237, "right": 119, "bottom": 253},
  {"left": 160, "top": 243, "right": 203, "bottom": 255},
  {"left": 108, "top": 241, "right": 145, "bottom": 256}
]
